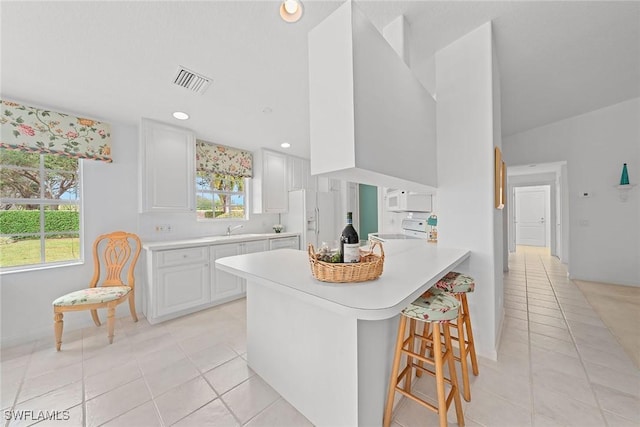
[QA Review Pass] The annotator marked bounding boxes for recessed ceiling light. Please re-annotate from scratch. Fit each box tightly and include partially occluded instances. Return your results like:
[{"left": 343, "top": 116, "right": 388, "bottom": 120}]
[
  {"left": 280, "top": 0, "right": 303, "bottom": 23},
  {"left": 173, "top": 111, "right": 189, "bottom": 120},
  {"left": 281, "top": 142, "right": 291, "bottom": 148}
]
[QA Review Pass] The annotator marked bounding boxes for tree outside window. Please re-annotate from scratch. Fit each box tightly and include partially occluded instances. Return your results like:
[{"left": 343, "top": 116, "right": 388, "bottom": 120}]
[
  {"left": 0, "top": 149, "right": 81, "bottom": 269},
  {"left": 196, "top": 172, "right": 246, "bottom": 219}
]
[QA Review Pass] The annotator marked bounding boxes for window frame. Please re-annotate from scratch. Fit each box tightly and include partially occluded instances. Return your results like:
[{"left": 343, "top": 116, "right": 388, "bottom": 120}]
[
  {"left": 0, "top": 152, "right": 84, "bottom": 273},
  {"left": 196, "top": 172, "right": 249, "bottom": 221}
]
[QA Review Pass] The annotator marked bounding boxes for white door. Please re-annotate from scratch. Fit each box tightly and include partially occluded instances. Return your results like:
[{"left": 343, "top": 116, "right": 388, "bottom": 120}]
[{"left": 515, "top": 187, "right": 547, "bottom": 246}]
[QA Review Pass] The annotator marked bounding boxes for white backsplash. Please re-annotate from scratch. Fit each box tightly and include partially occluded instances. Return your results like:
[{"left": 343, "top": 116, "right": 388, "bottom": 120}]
[{"left": 138, "top": 211, "right": 281, "bottom": 242}]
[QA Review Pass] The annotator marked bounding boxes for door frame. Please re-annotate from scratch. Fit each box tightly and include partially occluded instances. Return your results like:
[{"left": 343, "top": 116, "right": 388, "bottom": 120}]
[{"left": 508, "top": 181, "right": 557, "bottom": 256}]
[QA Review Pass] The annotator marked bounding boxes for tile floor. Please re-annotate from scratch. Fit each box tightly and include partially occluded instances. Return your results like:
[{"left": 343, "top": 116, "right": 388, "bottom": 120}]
[{"left": 1, "top": 246, "right": 639, "bottom": 426}]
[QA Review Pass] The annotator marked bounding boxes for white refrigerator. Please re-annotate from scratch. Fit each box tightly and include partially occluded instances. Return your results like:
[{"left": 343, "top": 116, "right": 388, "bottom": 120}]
[{"left": 285, "top": 189, "right": 338, "bottom": 250}]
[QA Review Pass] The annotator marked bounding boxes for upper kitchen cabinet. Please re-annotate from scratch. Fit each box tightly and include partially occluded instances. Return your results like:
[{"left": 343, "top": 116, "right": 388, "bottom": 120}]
[
  {"left": 252, "top": 149, "right": 288, "bottom": 213},
  {"left": 308, "top": 2, "right": 437, "bottom": 193},
  {"left": 287, "top": 155, "right": 310, "bottom": 192},
  {"left": 139, "top": 118, "right": 195, "bottom": 213}
]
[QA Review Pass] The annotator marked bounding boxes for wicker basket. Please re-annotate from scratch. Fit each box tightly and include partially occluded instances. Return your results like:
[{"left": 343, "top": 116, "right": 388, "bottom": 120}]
[{"left": 308, "top": 241, "right": 384, "bottom": 283}]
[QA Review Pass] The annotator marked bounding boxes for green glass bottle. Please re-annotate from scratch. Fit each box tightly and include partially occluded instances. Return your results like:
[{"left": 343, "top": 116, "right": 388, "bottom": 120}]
[{"left": 620, "top": 163, "right": 630, "bottom": 185}]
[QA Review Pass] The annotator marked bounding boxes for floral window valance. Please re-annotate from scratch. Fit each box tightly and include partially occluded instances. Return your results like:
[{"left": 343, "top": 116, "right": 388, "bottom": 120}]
[
  {"left": 0, "top": 99, "right": 112, "bottom": 162},
  {"left": 196, "top": 139, "right": 252, "bottom": 178}
]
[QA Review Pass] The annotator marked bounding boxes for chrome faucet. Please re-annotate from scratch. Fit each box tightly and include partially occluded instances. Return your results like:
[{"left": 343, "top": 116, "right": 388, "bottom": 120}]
[{"left": 226, "top": 224, "right": 244, "bottom": 236}]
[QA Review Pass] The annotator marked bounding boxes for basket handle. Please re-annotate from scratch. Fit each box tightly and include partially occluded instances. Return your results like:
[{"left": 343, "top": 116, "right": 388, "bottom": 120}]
[
  {"left": 361, "top": 240, "right": 384, "bottom": 258},
  {"left": 308, "top": 243, "right": 316, "bottom": 259},
  {"left": 370, "top": 240, "right": 384, "bottom": 258}
]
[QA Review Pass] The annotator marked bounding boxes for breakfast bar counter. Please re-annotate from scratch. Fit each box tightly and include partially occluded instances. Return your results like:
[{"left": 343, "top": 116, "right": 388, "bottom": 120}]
[{"left": 216, "top": 240, "right": 470, "bottom": 426}]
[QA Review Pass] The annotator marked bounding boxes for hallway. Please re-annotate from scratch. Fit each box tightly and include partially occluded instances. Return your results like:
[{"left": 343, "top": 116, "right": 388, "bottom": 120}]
[{"left": 391, "top": 245, "right": 639, "bottom": 426}]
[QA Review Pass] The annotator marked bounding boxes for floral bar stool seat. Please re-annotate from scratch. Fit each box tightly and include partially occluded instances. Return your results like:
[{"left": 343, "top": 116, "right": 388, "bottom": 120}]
[
  {"left": 383, "top": 289, "right": 464, "bottom": 427},
  {"left": 434, "top": 271, "right": 475, "bottom": 293},
  {"left": 430, "top": 271, "right": 479, "bottom": 402}
]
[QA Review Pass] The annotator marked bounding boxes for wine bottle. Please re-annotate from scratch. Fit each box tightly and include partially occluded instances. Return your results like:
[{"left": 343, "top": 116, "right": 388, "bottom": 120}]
[{"left": 340, "top": 212, "right": 360, "bottom": 263}]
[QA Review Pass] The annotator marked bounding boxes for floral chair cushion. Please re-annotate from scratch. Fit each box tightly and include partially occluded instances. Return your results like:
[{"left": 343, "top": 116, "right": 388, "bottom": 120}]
[
  {"left": 53, "top": 286, "right": 131, "bottom": 306},
  {"left": 434, "top": 271, "right": 475, "bottom": 294},
  {"left": 402, "top": 289, "right": 460, "bottom": 323}
]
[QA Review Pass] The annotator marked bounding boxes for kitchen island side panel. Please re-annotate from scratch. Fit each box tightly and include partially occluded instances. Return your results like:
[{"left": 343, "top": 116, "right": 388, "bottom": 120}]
[
  {"left": 246, "top": 281, "right": 359, "bottom": 426},
  {"left": 357, "top": 316, "right": 402, "bottom": 426}
]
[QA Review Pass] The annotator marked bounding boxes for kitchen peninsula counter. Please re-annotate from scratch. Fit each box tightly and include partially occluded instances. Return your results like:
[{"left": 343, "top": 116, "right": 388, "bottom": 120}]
[{"left": 216, "top": 240, "right": 470, "bottom": 426}]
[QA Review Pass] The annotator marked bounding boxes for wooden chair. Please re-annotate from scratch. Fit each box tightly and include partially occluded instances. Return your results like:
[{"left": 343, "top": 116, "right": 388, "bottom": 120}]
[{"left": 52, "top": 231, "right": 141, "bottom": 351}]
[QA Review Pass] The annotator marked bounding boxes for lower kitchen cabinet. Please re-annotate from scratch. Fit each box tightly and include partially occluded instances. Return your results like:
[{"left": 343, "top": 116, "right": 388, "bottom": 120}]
[
  {"left": 150, "top": 246, "right": 211, "bottom": 320},
  {"left": 156, "top": 262, "right": 210, "bottom": 317},
  {"left": 210, "top": 243, "right": 242, "bottom": 302},
  {"left": 144, "top": 234, "right": 298, "bottom": 324}
]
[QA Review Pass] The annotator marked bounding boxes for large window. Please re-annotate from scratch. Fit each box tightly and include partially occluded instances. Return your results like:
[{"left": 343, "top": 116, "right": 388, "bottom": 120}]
[
  {"left": 0, "top": 149, "right": 82, "bottom": 270},
  {"left": 196, "top": 172, "right": 247, "bottom": 219}
]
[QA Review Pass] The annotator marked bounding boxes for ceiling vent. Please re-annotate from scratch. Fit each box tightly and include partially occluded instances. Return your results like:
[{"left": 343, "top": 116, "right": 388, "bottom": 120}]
[{"left": 172, "top": 66, "right": 212, "bottom": 94}]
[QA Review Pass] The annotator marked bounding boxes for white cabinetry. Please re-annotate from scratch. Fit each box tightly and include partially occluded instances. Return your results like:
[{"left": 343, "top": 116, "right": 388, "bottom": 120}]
[
  {"left": 317, "top": 177, "right": 341, "bottom": 193},
  {"left": 153, "top": 247, "right": 210, "bottom": 318},
  {"left": 210, "top": 244, "right": 242, "bottom": 302},
  {"left": 139, "top": 118, "right": 195, "bottom": 213},
  {"left": 253, "top": 149, "right": 288, "bottom": 213},
  {"left": 288, "top": 156, "right": 311, "bottom": 192},
  {"left": 269, "top": 236, "right": 299, "bottom": 250},
  {"left": 210, "top": 240, "right": 268, "bottom": 302},
  {"left": 244, "top": 239, "right": 270, "bottom": 254},
  {"left": 144, "top": 235, "right": 298, "bottom": 324}
]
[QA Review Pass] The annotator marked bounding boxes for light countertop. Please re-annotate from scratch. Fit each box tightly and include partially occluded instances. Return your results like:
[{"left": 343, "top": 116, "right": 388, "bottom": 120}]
[
  {"left": 215, "top": 240, "right": 470, "bottom": 320},
  {"left": 142, "top": 232, "right": 300, "bottom": 250}
]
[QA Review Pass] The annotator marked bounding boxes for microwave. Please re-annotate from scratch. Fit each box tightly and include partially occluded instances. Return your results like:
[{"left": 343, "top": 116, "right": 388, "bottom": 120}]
[{"left": 386, "top": 190, "right": 432, "bottom": 212}]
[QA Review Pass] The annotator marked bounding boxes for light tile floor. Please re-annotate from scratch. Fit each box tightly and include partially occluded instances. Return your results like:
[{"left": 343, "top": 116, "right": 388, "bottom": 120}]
[{"left": 1, "top": 246, "right": 638, "bottom": 426}]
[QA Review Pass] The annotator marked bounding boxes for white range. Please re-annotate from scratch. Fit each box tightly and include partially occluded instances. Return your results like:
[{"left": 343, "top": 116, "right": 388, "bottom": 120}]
[{"left": 369, "top": 217, "right": 429, "bottom": 242}]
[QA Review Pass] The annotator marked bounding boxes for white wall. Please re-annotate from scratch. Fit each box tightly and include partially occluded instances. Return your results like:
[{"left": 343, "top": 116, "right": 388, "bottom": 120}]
[
  {"left": 308, "top": 2, "right": 437, "bottom": 191},
  {"left": 503, "top": 98, "right": 640, "bottom": 286},
  {"left": 1, "top": 116, "right": 280, "bottom": 347},
  {"left": 436, "top": 22, "right": 502, "bottom": 359}
]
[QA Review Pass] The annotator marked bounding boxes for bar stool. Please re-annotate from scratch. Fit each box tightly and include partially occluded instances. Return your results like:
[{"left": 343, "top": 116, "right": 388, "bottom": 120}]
[
  {"left": 383, "top": 289, "right": 465, "bottom": 427},
  {"left": 432, "top": 272, "right": 479, "bottom": 402}
]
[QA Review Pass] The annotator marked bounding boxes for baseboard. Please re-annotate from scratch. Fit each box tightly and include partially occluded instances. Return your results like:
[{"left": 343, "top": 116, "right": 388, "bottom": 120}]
[
  {"left": 1, "top": 311, "right": 145, "bottom": 350},
  {"left": 494, "top": 309, "right": 506, "bottom": 360}
]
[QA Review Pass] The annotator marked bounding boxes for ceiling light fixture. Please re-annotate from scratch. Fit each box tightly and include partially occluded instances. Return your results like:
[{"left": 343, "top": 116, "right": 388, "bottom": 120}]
[
  {"left": 281, "top": 142, "right": 291, "bottom": 148},
  {"left": 280, "top": 0, "right": 303, "bottom": 23},
  {"left": 172, "top": 111, "right": 189, "bottom": 120}
]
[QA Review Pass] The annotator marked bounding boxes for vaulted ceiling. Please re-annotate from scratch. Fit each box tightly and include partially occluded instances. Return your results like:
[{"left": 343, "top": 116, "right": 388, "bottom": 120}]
[{"left": 2, "top": 1, "right": 638, "bottom": 159}]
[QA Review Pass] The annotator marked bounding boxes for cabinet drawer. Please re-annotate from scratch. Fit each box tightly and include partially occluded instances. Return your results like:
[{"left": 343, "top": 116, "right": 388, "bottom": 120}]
[
  {"left": 269, "top": 236, "right": 299, "bottom": 250},
  {"left": 157, "top": 246, "right": 208, "bottom": 267}
]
